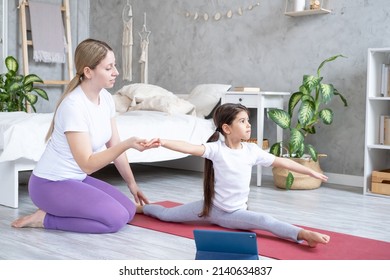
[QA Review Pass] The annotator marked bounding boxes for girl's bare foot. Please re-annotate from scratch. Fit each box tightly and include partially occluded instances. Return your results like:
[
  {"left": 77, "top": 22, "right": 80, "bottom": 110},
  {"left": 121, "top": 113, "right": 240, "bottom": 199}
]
[
  {"left": 136, "top": 204, "right": 144, "bottom": 214},
  {"left": 11, "top": 209, "right": 46, "bottom": 228},
  {"left": 298, "top": 229, "right": 330, "bottom": 248}
]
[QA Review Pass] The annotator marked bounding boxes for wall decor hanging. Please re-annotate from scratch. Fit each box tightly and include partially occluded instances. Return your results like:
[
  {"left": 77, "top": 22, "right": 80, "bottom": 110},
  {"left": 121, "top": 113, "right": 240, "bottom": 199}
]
[
  {"left": 184, "top": 0, "right": 261, "bottom": 22},
  {"left": 138, "top": 12, "right": 151, "bottom": 84},
  {"left": 122, "top": 0, "right": 133, "bottom": 81}
]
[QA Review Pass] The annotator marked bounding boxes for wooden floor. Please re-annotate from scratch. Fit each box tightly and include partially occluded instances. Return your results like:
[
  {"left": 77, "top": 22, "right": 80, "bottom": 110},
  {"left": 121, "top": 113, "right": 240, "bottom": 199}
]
[{"left": 1, "top": 164, "right": 389, "bottom": 260}]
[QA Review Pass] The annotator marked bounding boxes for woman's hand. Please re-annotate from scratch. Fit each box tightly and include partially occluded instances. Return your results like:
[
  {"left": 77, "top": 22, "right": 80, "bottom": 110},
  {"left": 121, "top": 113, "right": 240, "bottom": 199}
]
[
  {"left": 128, "top": 182, "right": 149, "bottom": 205},
  {"left": 128, "top": 137, "right": 161, "bottom": 151}
]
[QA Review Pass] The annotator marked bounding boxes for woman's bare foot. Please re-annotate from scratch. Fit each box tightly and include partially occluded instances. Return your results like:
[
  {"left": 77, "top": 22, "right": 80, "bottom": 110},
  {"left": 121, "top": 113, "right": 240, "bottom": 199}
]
[
  {"left": 136, "top": 204, "right": 144, "bottom": 214},
  {"left": 11, "top": 209, "right": 46, "bottom": 228},
  {"left": 298, "top": 229, "right": 330, "bottom": 247}
]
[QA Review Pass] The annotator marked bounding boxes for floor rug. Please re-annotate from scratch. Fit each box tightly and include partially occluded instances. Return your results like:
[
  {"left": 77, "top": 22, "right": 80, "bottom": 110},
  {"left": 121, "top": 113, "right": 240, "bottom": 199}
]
[{"left": 129, "top": 201, "right": 390, "bottom": 260}]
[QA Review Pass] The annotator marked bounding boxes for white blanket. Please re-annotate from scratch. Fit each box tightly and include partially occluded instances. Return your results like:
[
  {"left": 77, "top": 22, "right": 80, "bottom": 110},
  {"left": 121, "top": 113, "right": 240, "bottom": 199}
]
[{"left": 0, "top": 111, "right": 214, "bottom": 163}]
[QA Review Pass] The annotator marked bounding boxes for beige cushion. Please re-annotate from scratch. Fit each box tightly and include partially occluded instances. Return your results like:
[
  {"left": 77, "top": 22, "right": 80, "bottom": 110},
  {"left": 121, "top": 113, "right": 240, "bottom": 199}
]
[
  {"left": 128, "top": 95, "right": 196, "bottom": 115},
  {"left": 187, "top": 84, "right": 232, "bottom": 118}
]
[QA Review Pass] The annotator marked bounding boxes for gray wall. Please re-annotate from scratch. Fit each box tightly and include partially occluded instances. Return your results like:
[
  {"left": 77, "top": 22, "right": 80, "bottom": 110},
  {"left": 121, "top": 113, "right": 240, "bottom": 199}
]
[{"left": 89, "top": 0, "right": 390, "bottom": 178}]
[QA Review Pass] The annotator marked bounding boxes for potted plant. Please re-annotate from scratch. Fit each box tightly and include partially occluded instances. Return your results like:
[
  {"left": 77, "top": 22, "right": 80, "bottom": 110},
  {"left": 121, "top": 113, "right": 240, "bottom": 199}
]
[
  {"left": 0, "top": 55, "right": 48, "bottom": 112},
  {"left": 268, "top": 54, "right": 348, "bottom": 190}
]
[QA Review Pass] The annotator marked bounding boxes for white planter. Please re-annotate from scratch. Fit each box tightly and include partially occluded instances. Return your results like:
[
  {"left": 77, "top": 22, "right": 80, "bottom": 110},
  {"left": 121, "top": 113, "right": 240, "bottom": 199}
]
[{"left": 293, "top": 0, "right": 306, "bottom": 12}]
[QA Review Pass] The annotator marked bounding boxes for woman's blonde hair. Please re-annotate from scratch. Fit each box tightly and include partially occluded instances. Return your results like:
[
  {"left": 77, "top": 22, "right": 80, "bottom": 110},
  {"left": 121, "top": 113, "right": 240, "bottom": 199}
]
[{"left": 45, "top": 39, "right": 113, "bottom": 141}]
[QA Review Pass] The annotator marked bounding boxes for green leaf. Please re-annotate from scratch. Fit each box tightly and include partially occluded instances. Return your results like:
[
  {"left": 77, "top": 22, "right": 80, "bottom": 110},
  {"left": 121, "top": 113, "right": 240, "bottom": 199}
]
[
  {"left": 25, "top": 93, "right": 38, "bottom": 105},
  {"left": 303, "top": 125, "right": 316, "bottom": 134},
  {"left": 319, "top": 108, "right": 334, "bottom": 124},
  {"left": 8, "top": 82, "right": 23, "bottom": 93},
  {"left": 5, "top": 72, "right": 22, "bottom": 82},
  {"left": 289, "top": 128, "right": 304, "bottom": 154},
  {"left": 306, "top": 144, "right": 318, "bottom": 161},
  {"left": 334, "top": 88, "right": 348, "bottom": 106},
  {"left": 298, "top": 100, "right": 315, "bottom": 126},
  {"left": 317, "top": 54, "right": 347, "bottom": 76},
  {"left": 288, "top": 91, "right": 303, "bottom": 116},
  {"left": 24, "top": 83, "right": 33, "bottom": 92},
  {"left": 299, "top": 84, "right": 310, "bottom": 95},
  {"left": 0, "top": 93, "right": 9, "bottom": 101},
  {"left": 29, "top": 103, "right": 37, "bottom": 112},
  {"left": 5, "top": 56, "right": 18, "bottom": 72},
  {"left": 270, "top": 142, "right": 282, "bottom": 157},
  {"left": 285, "top": 172, "right": 294, "bottom": 190},
  {"left": 24, "top": 74, "right": 43, "bottom": 85},
  {"left": 303, "top": 75, "right": 322, "bottom": 92},
  {"left": 320, "top": 83, "right": 334, "bottom": 104},
  {"left": 32, "top": 88, "right": 49, "bottom": 100},
  {"left": 268, "top": 108, "right": 291, "bottom": 129},
  {"left": 296, "top": 142, "right": 305, "bottom": 158}
]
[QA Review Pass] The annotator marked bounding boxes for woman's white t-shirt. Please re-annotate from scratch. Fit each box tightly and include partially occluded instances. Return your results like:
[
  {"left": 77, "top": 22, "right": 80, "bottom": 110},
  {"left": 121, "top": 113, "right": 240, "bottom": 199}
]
[
  {"left": 202, "top": 140, "right": 275, "bottom": 212},
  {"left": 33, "top": 86, "right": 115, "bottom": 181}
]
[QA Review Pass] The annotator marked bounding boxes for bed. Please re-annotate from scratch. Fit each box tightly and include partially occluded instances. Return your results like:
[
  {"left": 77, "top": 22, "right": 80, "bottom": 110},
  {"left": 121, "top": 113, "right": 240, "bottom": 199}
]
[{"left": 0, "top": 83, "right": 232, "bottom": 208}]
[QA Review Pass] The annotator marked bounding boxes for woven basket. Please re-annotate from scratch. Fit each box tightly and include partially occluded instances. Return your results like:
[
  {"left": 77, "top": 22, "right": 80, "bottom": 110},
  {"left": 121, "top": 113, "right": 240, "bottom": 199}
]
[
  {"left": 242, "top": 138, "right": 269, "bottom": 150},
  {"left": 272, "top": 157, "right": 323, "bottom": 190}
]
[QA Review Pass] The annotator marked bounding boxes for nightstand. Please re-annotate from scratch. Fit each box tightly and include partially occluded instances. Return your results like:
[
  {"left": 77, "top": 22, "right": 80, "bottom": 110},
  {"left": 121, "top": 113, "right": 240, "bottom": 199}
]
[{"left": 221, "top": 91, "right": 290, "bottom": 186}]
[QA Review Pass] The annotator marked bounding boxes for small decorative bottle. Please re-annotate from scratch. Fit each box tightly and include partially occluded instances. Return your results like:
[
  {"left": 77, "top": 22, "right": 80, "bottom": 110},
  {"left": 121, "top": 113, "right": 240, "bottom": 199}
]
[{"left": 310, "top": 0, "right": 321, "bottom": 10}]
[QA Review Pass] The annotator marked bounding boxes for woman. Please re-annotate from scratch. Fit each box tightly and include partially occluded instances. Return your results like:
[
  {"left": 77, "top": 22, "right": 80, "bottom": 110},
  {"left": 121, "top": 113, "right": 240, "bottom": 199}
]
[
  {"left": 12, "top": 39, "right": 158, "bottom": 233},
  {"left": 140, "top": 103, "right": 330, "bottom": 247}
]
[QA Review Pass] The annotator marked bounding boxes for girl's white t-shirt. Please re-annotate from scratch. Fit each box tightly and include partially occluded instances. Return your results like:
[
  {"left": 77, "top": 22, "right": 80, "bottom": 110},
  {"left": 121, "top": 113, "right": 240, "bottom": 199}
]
[
  {"left": 202, "top": 140, "right": 275, "bottom": 212},
  {"left": 33, "top": 86, "right": 115, "bottom": 181}
]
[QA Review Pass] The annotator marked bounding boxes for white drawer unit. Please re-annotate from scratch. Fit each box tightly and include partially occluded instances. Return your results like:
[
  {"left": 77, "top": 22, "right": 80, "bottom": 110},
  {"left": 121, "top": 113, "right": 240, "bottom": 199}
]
[
  {"left": 223, "top": 93, "right": 259, "bottom": 107},
  {"left": 221, "top": 91, "right": 290, "bottom": 186}
]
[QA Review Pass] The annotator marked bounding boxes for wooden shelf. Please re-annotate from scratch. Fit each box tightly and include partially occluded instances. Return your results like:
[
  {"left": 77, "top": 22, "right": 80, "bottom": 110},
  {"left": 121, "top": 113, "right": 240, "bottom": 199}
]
[{"left": 285, "top": 8, "right": 331, "bottom": 17}]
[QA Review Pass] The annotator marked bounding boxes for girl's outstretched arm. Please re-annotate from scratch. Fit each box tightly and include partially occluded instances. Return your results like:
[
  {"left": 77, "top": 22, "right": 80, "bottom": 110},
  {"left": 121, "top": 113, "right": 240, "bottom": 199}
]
[
  {"left": 159, "top": 139, "right": 205, "bottom": 157},
  {"left": 272, "top": 157, "right": 328, "bottom": 182}
]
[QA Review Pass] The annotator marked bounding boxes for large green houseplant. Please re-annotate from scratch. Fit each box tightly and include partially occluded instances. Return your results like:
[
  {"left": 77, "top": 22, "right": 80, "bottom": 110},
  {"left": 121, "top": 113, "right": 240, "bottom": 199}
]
[
  {"left": 268, "top": 54, "right": 348, "bottom": 189},
  {"left": 0, "top": 55, "right": 48, "bottom": 112}
]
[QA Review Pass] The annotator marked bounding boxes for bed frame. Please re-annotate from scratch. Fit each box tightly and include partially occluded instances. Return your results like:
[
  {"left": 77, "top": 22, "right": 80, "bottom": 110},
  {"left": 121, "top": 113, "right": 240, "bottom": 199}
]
[
  {"left": 0, "top": 110, "right": 214, "bottom": 208},
  {"left": 0, "top": 159, "right": 35, "bottom": 208}
]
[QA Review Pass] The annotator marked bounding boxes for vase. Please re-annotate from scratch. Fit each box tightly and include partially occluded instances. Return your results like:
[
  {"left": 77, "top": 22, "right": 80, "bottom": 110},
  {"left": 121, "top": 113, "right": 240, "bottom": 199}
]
[
  {"left": 293, "top": 0, "right": 306, "bottom": 12},
  {"left": 272, "top": 157, "right": 323, "bottom": 190}
]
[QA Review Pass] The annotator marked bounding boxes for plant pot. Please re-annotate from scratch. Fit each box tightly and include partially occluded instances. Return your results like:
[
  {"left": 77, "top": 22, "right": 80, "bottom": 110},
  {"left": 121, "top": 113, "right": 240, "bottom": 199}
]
[{"left": 272, "top": 157, "right": 323, "bottom": 190}]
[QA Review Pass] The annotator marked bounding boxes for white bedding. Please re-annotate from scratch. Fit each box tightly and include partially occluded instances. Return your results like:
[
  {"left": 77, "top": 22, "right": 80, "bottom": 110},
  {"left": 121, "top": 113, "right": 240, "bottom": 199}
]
[{"left": 0, "top": 111, "right": 214, "bottom": 163}]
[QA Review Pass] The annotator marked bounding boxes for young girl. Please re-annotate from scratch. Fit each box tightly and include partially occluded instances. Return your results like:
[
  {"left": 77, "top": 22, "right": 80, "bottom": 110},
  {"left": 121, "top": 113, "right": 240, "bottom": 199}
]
[
  {"left": 11, "top": 39, "right": 158, "bottom": 234},
  {"left": 139, "top": 103, "right": 330, "bottom": 247}
]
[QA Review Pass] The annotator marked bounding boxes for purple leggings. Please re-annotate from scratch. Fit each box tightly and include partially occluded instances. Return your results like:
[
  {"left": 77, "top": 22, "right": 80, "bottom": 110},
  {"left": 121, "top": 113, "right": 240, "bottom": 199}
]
[{"left": 28, "top": 173, "right": 136, "bottom": 233}]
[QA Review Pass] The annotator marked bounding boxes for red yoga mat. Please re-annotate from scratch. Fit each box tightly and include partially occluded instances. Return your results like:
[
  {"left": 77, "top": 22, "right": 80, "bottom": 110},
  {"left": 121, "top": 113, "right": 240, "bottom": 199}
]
[{"left": 129, "top": 201, "right": 390, "bottom": 260}]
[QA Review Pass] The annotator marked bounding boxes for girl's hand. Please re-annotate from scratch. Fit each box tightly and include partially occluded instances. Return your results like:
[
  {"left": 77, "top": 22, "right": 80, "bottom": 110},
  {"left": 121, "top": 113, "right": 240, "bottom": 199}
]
[{"left": 312, "top": 171, "right": 328, "bottom": 182}]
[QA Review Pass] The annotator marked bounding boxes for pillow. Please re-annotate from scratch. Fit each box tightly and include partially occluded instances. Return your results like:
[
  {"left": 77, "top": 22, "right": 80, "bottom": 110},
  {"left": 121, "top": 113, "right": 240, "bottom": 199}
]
[
  {"left": 187, "top": 84, "right": 232, "bottom": 118},
  {"left": 128, "top": 95, "right": 196, "bottom": 115},
  {"left": 117, "top": 83, "right": 174, "bottom": 107},
  {"left": 111, "top": 93, "right": 132, "bottom": 113}
]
